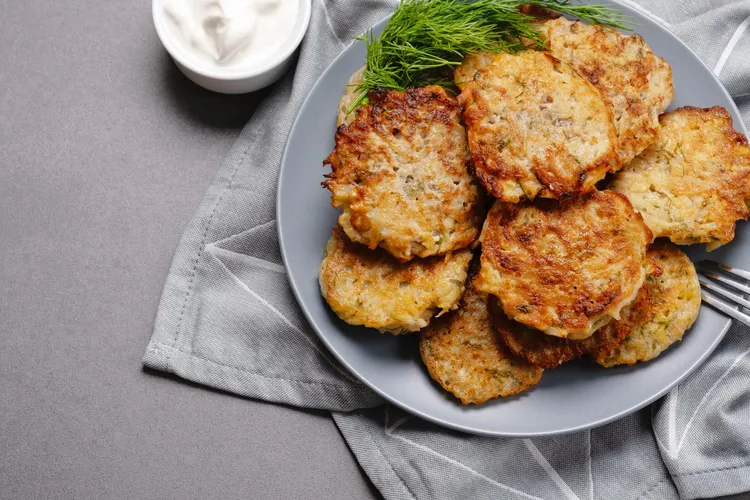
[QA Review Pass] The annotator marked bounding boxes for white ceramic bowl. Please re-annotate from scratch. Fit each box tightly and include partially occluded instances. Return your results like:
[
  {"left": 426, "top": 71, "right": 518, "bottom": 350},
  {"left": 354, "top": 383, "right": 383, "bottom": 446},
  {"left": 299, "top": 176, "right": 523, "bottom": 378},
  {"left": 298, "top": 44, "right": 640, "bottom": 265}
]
[{"left": 152, "top": 0, "right": 311, "bottom": 94}]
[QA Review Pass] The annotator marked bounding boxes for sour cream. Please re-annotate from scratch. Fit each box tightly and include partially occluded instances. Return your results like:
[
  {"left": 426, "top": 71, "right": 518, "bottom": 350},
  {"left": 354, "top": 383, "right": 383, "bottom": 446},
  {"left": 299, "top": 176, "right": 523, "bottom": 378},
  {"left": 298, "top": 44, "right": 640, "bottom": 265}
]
[{"left": 162, "top": 0, "right": 299, "bottom": 69}]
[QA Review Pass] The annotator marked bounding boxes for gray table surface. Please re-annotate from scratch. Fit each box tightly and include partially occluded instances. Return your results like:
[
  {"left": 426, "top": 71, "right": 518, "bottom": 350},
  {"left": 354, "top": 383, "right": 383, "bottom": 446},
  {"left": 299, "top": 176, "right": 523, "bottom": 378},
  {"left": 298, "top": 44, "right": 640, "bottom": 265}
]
[
  {"left": 0, "top": 1, "right": 747, "bottom": 499},
  {"left": 0, "top": 1, "right": 378, "bottom": 498}
]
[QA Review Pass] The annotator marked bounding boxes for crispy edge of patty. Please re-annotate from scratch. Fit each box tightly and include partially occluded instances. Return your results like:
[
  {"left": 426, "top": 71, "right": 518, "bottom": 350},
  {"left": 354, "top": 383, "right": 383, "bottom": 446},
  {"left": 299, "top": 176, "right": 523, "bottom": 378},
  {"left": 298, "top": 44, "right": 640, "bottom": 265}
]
[
  {"left": 318, "top": 227, "right": 472, "bottom": 334},
  {"left": 475, "top": 191, "right": 653, "bottom": 339},
  {"left": 420, "top": 264, "right": 543, "bottom": 404},
  {"left": 593, "top": 242, "right": 701, "bottom": 367},
  {"left": 611, "top": 105, "right": 750, "bottom": 251},
  {"left": 488, "top": 295, "right": 628, "bottom": 368}
]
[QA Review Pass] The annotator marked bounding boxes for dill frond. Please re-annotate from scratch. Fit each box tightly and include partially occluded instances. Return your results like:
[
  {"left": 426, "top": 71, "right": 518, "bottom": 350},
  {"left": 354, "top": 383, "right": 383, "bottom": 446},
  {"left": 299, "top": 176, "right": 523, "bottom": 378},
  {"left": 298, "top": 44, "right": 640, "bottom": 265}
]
[{"left": 348, "top": 0, "right": 629, "bottom": 112}]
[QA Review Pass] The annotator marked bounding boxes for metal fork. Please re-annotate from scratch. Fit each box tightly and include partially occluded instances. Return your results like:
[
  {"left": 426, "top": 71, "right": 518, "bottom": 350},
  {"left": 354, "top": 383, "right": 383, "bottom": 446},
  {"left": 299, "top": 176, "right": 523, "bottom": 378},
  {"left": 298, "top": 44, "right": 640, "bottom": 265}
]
[{"left": 697, "top": 260, "right": 750, "bottom": 327}]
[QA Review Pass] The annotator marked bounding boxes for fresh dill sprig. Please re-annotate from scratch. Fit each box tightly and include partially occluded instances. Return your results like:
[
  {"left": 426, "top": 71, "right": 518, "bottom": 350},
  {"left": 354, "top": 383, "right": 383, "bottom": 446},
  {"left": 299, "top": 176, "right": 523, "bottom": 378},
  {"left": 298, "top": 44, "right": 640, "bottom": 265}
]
[{"left": 349, "top": 0, "right": 629, "bottom": 111}]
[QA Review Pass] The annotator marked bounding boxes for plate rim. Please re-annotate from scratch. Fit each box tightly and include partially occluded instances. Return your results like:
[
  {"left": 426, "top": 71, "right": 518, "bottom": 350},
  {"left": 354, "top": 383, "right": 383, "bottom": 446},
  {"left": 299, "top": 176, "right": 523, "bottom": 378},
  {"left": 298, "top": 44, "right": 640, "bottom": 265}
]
[{"left": 277, "top": 1, "right": 743, "bottom": 437}]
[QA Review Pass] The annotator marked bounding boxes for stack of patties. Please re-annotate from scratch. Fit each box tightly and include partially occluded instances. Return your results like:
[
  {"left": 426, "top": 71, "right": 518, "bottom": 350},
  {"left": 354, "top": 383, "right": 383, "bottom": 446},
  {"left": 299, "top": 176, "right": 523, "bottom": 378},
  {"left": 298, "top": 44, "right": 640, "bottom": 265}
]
[
  {"left": 320, "top": 85, "right": 484, "bottom": 334},
  {"left": 319, "top": 15, "right": 750, "bottom": 406},
  {"left": 477, "top": 197, "right": 700, "bottom": 371}
]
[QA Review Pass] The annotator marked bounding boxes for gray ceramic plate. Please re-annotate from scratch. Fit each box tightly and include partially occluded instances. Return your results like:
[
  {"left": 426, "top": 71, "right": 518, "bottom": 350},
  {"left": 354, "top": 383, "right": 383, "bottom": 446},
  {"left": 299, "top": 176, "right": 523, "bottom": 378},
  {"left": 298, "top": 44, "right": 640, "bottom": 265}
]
[{"left": 277, "top": 0, "right": 749, "bottom": 437}]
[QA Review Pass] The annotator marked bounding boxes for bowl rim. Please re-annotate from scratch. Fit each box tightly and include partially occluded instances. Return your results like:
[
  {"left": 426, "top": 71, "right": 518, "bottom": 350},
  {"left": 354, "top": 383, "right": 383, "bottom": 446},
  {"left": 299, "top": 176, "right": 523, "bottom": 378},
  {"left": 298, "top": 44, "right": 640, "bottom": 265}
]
[{"left": 152, "top": 0, "right": 312, "bottom": 81}]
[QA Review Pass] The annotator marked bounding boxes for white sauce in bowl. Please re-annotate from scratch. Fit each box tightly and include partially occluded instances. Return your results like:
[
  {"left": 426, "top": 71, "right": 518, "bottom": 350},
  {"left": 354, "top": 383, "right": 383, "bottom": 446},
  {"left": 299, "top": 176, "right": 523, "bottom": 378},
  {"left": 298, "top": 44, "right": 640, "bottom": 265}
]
[{"left": 162, "top": 0, "right": 299, "bottom": 69}]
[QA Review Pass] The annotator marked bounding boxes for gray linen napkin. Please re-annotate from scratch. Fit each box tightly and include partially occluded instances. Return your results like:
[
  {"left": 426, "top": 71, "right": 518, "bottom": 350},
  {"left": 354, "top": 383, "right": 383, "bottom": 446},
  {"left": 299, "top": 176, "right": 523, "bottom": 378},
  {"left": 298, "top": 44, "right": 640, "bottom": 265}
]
[{"left": 144, "top": 1, "right": 750, "bottom": 498}]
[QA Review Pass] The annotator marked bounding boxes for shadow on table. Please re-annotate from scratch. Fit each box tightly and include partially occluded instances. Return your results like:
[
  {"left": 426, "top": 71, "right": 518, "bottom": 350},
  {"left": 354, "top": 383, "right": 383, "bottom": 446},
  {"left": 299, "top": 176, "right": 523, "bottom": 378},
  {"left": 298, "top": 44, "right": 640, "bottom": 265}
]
[
  {"left": 158, "top": 50, "right": 272, "bottom": 130},
  {"left": 142, "top": 366, "right": 384, "bottom": 499}
]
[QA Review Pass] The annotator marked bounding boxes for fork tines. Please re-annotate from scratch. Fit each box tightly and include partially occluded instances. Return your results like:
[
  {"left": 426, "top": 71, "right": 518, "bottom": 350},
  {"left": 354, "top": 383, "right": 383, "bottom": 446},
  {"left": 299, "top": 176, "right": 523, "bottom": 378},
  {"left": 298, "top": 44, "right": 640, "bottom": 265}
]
[{"left": 697, "top": 260, "right": 750, "bottom": 327}]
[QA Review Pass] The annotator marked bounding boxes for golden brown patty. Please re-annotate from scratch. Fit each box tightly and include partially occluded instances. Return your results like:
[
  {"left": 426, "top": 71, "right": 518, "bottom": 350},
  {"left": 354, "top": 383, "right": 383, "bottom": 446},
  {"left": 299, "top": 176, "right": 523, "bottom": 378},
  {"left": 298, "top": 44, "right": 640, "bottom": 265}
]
[
  {"left": 488, "top": 296, "right": 628, "bottom": 368},
  {"left": 324, "top": 86, "right": 484, "bottom": 261},
  {"left": 611, "top": 106, "right": 750, "bottom": 250},
  {"left": 336, "top": 66, "right": 366, "bottom": 127},
  {"left": 454, "top": 52, "right": 496, "bottom": 91},
  {"left": 453, "top": 7, "right": 560, "bottom": 89},
  {"left": 457, "top": 50, "right": 619, "bottom": 202},
  {"left": 420, "top": 269, "right": 543, "bottom": 404},
  {"left": 475, "top": 191, "right": 653, "bottom": 339},
  {"left": 541, "top": 18, "right": 674, "bottom": 165},
  {"left": 594, "top": 243, "right": 701, "bottom": 367},
  {"left": 318, "top": 228, "right": 473, "bottom": 334}
]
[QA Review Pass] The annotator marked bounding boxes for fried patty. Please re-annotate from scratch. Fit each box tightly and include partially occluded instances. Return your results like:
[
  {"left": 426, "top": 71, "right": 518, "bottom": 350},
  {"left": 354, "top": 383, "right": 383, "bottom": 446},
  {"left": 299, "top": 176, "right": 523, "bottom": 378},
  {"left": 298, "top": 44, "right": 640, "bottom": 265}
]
[
  {"left": 611, "top": 106, "right": 750, "bottom": 250},
  {"left": 454, "top": 51, "right": 496, "bottom": 91},
  {"left": 594, "top": 243, "right": 701, "bottom": 367},
  {"left": 324, "top": 86, "right": 484, "bottom": 262},
  {"left": 420, "top": 267, "right": 543, "bottom": 404},
  {"left": 458, "top": 50, "right": 619, "bottom": 202},
  {"left": 319, "top": 227, "right": 473, "bottom": 334},
  {"left": 336, "top": 66, "right": 366, "bottom": 127},
  {"left": 453, "top": 6, "right": 560, "bottom": 89},
  {"left": 541, "top": 18, "right": 674, "bottom": 165},
  {"left": 488, "top": 295, "right": 628, "bottom": 368},
  {"left": 475, "top": 191, "right": 653, "bottom": 339}
]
